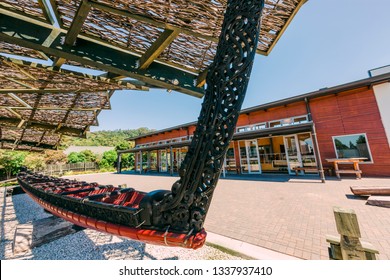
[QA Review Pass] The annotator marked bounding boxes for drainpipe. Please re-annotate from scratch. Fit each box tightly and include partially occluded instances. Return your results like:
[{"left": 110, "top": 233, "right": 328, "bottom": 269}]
[{"left": 312, "top": 124, "right": 325, "bottom": 183}]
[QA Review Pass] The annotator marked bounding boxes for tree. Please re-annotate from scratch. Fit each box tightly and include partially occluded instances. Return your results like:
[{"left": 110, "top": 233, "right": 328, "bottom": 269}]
[
  {"left": 356, "top": 135, "right": 367, "bottom": 144},
  {"left": 115, "top": 141, "right": 131, "bottom": 151},
  {"left": 99, "top": 150, "right": 117, "bottom": 168},
  {"left": 0, "top": 151, "right": 26, "bottom": 179},
  {"left": 121, "top": 153, "right": 134, "bottom": 169},
  {"left": 24, "top": 153, "right": 46, "bottom": 171},
  {"left": 80, "top": 150, "right": 97, "bottom": 163},
  {"left": 67, "top": 152, "right": 86, "bottom": 163},
  {"left": 44, "top": 150, "right": 67, "bottom": 164},
  {"left": 59, "top": 127, "right": 153, "bottom": 148}
]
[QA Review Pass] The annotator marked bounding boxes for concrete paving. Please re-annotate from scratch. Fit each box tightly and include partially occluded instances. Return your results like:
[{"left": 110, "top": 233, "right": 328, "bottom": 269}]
[{"left": 63, "top": 172, "right": 390, "bottom": 260}]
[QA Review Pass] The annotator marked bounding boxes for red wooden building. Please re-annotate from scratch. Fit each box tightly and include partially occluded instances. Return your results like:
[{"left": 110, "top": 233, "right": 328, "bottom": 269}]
[{"left": 119, "top": 69, "right": 390, "bottom": 179}]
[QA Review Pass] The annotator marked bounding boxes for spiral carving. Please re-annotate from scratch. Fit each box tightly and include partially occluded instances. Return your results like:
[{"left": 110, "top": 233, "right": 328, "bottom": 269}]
[{"left": 152, "top": 0, "right": 265, "bottom": 232}]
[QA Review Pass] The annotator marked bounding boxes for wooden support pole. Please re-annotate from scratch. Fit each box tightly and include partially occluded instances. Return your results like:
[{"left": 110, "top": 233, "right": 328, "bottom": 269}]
[
  {"left": 139, "top": 151, "right": 142, "bottom": 174},
  {"left": 117, "top": 153, "right": 122, "bottom": 174}
]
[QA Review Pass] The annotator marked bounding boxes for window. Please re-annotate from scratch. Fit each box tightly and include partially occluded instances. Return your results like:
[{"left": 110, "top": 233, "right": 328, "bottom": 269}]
[{"left": 332, "top": 133, "right": 373, "bottom": 162}]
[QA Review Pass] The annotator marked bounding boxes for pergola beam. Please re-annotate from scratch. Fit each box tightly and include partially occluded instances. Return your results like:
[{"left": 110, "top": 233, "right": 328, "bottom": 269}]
[
  {"left": 64, "top": 0, "right": 91, "bottom": 46},
  {"left": 37, "top": 0, "right": 56, "bottom": 25},
  {"left": 138, "top": 29, "right": 180, "bottom": 70},
  {"left": 0, "top": 106, "right": 100, "bottom": 111},
  {"left": 0, "top": 14, "right": 204, "bottom": 98},
  {"left": 264, "top": 0, "right": 308, "bottom": 55},
  {"left": 7, "top": 93, "right": 32, "bottom": 108},
  {"left": 0, "top": 88, "right": 142, "bottom": 94},
  {"left": 0, "top": 57, "right": 148, "bottom": 91},
  {"left": 0, "top": 138, "right": 56, "bottom": 149},
  {"left": 196, "top": 69, "right": 208, "bottom": 88},
  {"left": 0, "top": 117, "right": 85, "bottom": 137},
  {"left": 49, "top": 0, "right": 64, "bottom": 28}
]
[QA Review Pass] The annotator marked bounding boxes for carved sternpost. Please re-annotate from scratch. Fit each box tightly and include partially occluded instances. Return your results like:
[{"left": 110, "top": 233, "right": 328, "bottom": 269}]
[{"left": 153, "top": 0, "right": 265, "bottom": 232}]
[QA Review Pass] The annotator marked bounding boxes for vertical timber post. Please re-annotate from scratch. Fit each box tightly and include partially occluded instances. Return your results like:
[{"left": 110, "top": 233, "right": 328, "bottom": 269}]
[
  {"left": 170, "top": 146, "right": 174, "bottom": 176},
  {"left": 326, "top": 207, "right": 379, "bottom": 260},
  {"left": 150, "top": 0, "right": 265, "bottom": 233},
  {"left": 117, "top": 153, "right": 122, "bottom": 173},
  {"left": 139, "top": 151, "right": 142, "bottom": 174}
]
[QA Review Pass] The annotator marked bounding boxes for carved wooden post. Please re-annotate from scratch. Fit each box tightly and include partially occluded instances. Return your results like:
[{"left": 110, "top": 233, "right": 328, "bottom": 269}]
[
  {"left": 142, "top": 0, "right": 265, "bottom": 233},
  {"left": 326, "top": 207, "right": 379, "bottom": 260}
]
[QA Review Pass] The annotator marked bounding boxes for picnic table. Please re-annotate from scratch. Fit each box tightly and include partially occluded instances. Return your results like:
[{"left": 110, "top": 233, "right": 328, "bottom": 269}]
[{"left": 326, "top": 158, "right": 367, "bottom": 179}]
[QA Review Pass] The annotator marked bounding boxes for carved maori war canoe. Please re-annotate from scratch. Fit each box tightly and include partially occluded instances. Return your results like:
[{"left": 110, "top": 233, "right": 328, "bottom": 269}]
[
  {"left": 17, "top": 0, "right": 265, "bottom": 250},
  {"left": 17, "top": 170, "right": 206, "bottom": 249}
]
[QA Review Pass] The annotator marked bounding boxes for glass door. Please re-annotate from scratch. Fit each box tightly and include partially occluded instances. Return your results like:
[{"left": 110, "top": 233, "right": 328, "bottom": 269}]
[
  {"left": 245, "top": 140, "right": 261, "bottom": 174},
  {"left": 239, "top": 141, "right": 248, "bottom": 173},
  {"left": 284, "top": 135, "right": 302, "bottom": 174},
  {"left": 224, "top": 142, "right": 238, "bottom": 174},
  {"left": 159, "top": 150, "right": 168, "bottom": 172},
  {"left": 297, "top": 133, "right": 317, "bottom": 168}
]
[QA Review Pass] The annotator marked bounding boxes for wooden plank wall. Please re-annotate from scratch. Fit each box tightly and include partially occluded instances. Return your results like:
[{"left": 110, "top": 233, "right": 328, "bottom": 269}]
[{"left": 310, "top": 87, "right": 390, "bottom": 176}]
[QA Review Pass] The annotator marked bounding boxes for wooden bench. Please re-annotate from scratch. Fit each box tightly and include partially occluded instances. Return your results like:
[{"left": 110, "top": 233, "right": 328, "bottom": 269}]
[
  {"left": 335, "top": 169, "right": 362, "bottom": 178},
  {"left": 293, "top": 166, "right": 332, "bottom": 176},
  {"left": 326, "top": 158, "right": 366, "bottom": 179}
]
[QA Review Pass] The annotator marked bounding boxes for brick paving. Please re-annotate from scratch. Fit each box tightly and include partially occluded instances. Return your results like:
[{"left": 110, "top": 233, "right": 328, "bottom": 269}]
[{"left": 59, "top": 173, "right": 390, "bottom": 259}]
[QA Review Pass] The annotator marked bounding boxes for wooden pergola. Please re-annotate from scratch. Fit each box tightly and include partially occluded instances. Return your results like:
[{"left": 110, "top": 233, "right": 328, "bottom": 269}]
[
  {"left": 0, "top": 0, "right": 306, "bottom": 151},
  {"left": 0, "top": 56, "right": 143, "bottom": 150}
]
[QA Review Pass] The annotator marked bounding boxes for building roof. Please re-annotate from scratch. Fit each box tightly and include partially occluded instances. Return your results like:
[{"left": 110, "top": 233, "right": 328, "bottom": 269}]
[
  {"left": 129, "top": 71, "right": 390, "bottom": 141},
  {"left": 241, "top": 71, "right": 390, "bottom": 115},
  {"left": 127, "top": 121, "right": 197, "bottom": 141},
  {"left": 64, "top": 146, "right": 115, "bottom": 155}
]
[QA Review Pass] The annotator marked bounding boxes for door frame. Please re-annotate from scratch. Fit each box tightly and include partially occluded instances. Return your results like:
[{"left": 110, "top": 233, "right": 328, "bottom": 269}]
[
  {"left": 241, "top": 139, "right": 262, "bottom": 174},
  {"left": 283, "top": 134, "right": 303, "bottom": 175}
]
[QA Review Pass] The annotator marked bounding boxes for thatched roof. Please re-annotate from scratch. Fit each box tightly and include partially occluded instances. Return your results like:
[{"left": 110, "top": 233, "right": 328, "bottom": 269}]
[
  {"left": 0, "top": 0, "right": 307, "bottom": 150},
  {"left": 0, "top": 56, "right": 140, "bottom": 150}
]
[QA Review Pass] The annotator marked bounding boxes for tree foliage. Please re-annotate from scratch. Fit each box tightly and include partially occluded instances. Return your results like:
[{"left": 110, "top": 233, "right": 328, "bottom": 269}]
[
  {"left": 44, "top": 150, "right": 67, "bottom": 164},
  {"left": 99, "top": 150, "right": 118, "bottom": 168},
  {"left": 60, "top": 128, "right": 152, "bottom": 149},
  {"left": 67, "top": 152, "right": 86, "bottom": 163},
  {"left": 24, "top": 153, "right": 46, "bottom": 171},
  {"left": 0, "top": 151, "right": 26, "bottom": 179}
]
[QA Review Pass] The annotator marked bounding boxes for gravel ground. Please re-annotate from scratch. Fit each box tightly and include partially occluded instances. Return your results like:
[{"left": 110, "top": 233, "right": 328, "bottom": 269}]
[{"left": 0, "top": 187, "right": 244, "bottom": 260}]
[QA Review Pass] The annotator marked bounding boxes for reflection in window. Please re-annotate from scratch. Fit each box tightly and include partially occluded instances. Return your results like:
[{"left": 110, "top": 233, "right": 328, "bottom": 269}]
[{"left": 332, "top": 134, "right": 372, "bottom": 162}]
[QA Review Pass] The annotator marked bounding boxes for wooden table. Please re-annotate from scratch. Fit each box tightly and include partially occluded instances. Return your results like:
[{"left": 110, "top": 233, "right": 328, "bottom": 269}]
[{"left": 326, "top": 158, "right": 367, "bottom": 179}]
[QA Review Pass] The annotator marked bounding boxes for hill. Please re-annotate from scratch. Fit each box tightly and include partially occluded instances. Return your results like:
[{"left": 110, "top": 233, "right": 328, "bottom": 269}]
[{"left": 60, "top": 127, "right": 153, "bottom": 149}]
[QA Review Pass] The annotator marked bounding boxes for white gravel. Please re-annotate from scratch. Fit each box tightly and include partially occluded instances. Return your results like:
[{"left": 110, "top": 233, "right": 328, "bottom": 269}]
[{"left": 0, "top": 187, "right": 244, "bottom": 260}]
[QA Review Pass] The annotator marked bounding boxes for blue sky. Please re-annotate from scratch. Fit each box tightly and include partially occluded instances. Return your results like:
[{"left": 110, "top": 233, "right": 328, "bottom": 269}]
[{"left": 92, "top": 0, "right": 390, "bottom": 132}]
